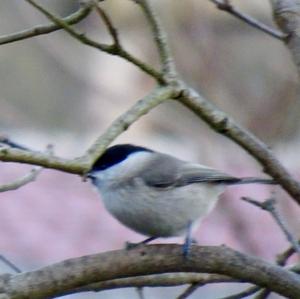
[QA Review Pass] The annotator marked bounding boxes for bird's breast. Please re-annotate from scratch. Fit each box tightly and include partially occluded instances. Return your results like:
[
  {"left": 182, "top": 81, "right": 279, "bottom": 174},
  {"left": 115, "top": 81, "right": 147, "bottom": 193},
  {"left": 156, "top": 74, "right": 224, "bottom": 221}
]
[{"left": 99, "top": 180, "right": 225, "bottom": 237}]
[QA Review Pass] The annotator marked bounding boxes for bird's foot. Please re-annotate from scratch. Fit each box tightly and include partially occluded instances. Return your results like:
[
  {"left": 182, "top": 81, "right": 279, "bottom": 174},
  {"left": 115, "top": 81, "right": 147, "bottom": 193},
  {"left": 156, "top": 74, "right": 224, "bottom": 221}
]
[
  {"left": 182, "top": 222, "right": 197, "bottom": 257},
  {"left": 125, "top": 236, "right": 157, "bottom": 250}
]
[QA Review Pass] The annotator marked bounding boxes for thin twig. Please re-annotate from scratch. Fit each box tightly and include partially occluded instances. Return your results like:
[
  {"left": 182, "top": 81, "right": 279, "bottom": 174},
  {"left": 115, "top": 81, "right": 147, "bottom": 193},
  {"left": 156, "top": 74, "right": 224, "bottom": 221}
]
[
  {"left": 216, "top": 195, "right": 300, "bottom": 299},
  {"left": 136, "top": 287, "right": 145, "bottom": 299},
  {"left": 176, "top": 282, "right": 205, "bottom": 299},
  {"left": 93, "top": 2, "right": 120, "bottom": 46},
  {"left": 24, "top": 0, "right": 164, "bottom": 83},
  {"left": 253, "top": 288, "right": 271, "bottom": 299},
  {"left": 209, "top": 0, "right": 286, "bottom": 40},
  {"left": 276, "top": 245, "right": 295, "bottom": 266},
  {"left": 217, "top": 286, "right": 261, "bottom": 299},
  {"left": 0, "top": 167, "right": 41, "bottom": 192},
  {"left": 228, "top": 239, "right": 300, "bottom": 299},
  {"left": 0, "top": 144, "right": 53, "bottom": 192},
  {"left": 241, "top": 196, "right": 300, "bottom": 256},
  {"left": 0, "top": 255, "right": 21, "bottom": 273},
  {"left": 0, "top": 136, "right": 31, "bottom": 151},
  {"left": 134, "top": 0, "right": 176, "bottom": 78},
  {"left": 251, "top": 242, "right": 300, "bottom": 299},
  {"left": 24, "top": 0, "right": 110, "bottom": 50},
  {"left": 0, "top": 3, "right": 92, "bottom": 46},
  {"left": 85, "top": 85, "right": 176, "bottom": 163}
]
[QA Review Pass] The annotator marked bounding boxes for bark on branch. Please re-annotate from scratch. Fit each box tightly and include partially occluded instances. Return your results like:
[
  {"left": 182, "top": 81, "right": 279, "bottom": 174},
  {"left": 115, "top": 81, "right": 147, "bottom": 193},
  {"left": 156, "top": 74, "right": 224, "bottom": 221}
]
[
  {"left": 1, "top": 245, "right": 300, "bottom": 299},
  {"left": 270, "top": 0, "right": 300, "bottom": 77}
]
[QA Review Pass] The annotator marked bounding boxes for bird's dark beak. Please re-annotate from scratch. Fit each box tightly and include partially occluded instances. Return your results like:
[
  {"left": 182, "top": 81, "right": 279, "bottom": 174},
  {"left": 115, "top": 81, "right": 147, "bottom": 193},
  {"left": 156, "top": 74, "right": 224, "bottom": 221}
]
[
  {"left": 83, "top": 171, "right": 96, "bottom": 183},
  {"left": 83, "top": 172, "right": 95, "bottom": 182}
]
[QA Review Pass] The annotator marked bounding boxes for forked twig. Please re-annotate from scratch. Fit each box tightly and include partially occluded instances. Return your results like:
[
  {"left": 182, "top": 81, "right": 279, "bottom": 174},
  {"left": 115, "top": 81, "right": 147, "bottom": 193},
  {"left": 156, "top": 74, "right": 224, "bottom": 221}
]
[
  {"left": 241, "top": 196, "right": 300, "bottom": 256},
  {"left": 24, "top": 0, "right": 164, "bottom": 83},
  {"left": 93, "top": 2, "right": 120, "bottom": 46}
]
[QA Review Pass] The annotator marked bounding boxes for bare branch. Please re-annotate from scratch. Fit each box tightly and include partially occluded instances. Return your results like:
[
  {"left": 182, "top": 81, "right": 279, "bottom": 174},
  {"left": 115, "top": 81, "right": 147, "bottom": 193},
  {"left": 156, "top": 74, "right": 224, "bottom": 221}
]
[
  {"left": 0, "top": 0, "right": 293, "bottom": 211},
  {"left": 209, "top": 0, "right": 286, "bottom": 40},
  {"left": 93, "top": 3, "right": 120, "bottom": 46},
  {"left": 0, "top": 146, "right": 86, "bottom": 175},
  {"left": 218, "top": 286, "right": 261, "bottom": 299},
  {"left": 0, "top": 256, "right": 21, "bottom": 274},
  {"left": 0, "top": 167, "right": 41, "bottom": 192},
  {"left": 0, "top": 144, "right": 54, "bottom": 192},
  {"left": 136, "top": 287, "right": 145, "bottom": 299},
  {"left": 2, "top": 245, "right": 300, "bottom": 298},
  {"left": 68, "top": 273, "right": 235, "bottom": 295},
  {"left": 276, "top": 245, "right": 296, "bottom": 266},
  {"left": 85, "top": 85, "right": 176, "bottom": 163},
  {"left": 241, "top": 196, "right": 300, "bottom": 256},
  {"left": 0, "top": 86, "right": 175, "bottom": 173},
  {"left": 270, "top": 0, "right": 300, "bottom": 77},
  {"left": 177, "top": 85, "right": 300, "bottom": 204},
  {"left": 176, "top": 272, "right": 239, "bottom": 299},
  {"left": 0, "top": 3, "right": 92, "bottom": 46},
  {"left": 0, "top": 2, "right": 298, "bottom": 298},
  {"left": 0, "top": 136, "right": 33, "bottom": 151},
  {"left": 134, "top": 0, "right": 177, "bottom": 78},
  {"left": 176, "top": 282, "right": 205, "bottom": 299},
  {"left": 253, "top": 288, "right": 272, "bottom": 299},
  {"left": 24, "top": 0, "right": 164, "bottom": 83},
  {"left": 231, "top": 238, "right": 300, "bottom": 299},
  {"left": 1, "top": 81, "right": 300, "bottom": 209},
  {"left": 240, "top": 195, "right": 300, "bottom": 299}
]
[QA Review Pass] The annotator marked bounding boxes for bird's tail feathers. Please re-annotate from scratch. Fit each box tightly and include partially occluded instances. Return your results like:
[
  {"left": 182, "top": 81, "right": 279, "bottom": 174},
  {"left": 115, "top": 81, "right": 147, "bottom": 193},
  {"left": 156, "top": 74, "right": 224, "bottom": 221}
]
[{"left": 228, "top": 177, "right": 276, "bottom": 185}]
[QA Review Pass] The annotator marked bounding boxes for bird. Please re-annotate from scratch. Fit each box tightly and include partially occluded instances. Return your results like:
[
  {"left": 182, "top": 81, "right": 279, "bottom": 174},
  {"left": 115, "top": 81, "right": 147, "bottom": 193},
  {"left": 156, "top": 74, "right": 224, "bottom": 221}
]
[{"left": 87, "top": 144, "right": 275, "bottom": 255}]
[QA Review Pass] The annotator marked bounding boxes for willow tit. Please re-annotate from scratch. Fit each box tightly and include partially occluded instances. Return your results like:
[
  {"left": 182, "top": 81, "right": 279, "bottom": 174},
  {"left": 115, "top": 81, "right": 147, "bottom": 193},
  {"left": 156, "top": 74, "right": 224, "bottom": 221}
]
[{"left": 87, "top": 144, "right": 275, "bottom": 255}]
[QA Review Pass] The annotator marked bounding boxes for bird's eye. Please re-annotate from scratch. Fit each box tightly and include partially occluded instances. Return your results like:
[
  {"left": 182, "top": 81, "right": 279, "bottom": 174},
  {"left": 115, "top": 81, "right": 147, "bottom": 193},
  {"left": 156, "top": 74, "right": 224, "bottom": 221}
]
[{"left": 99, "top": 164, "right": 107, "bottom": 170}]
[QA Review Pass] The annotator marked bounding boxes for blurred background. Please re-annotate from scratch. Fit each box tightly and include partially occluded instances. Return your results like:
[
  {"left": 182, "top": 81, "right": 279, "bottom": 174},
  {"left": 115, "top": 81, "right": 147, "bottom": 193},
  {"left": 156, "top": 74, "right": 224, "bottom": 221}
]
[{"left": 0, "top": 0, "right": 299, "bottom": 298}]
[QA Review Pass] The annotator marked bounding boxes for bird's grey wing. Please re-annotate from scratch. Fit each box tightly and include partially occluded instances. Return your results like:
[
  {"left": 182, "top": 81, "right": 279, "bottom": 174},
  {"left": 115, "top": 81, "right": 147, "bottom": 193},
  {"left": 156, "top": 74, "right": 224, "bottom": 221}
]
[
  {"left": 174, "top": 165, "right": 240, "bottom": 186},
  {"left": 140, "top": 153, "right": 239, "bottom": 188},
  {"left": 139, "top": 153, "right": 182, "bottom": 188}
]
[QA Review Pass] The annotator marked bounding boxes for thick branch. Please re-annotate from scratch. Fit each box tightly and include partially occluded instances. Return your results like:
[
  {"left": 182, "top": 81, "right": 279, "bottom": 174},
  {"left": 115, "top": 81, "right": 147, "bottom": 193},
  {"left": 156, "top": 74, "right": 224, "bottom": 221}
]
[
  {"left": 0, "top": 3, "right": 92, "bottom": 46},
  {"left": 270, "top": 0, "right": 300, "bottom": 76},
  {"left": 1, "top": 245, "right": 300, "bottom": 299}
]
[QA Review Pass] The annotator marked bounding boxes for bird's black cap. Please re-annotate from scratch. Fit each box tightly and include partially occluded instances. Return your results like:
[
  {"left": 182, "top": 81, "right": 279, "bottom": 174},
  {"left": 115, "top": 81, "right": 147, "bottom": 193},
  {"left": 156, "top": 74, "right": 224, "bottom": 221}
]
[{"left": 91, "top": 144, "right": 153, "bottom": 171}]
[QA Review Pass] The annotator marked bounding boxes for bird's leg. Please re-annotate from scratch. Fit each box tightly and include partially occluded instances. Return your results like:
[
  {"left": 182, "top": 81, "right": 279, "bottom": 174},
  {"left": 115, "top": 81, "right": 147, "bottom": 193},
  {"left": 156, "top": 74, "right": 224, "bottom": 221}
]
[
  {"left": 183, "top": 221, "right": 195, "bottom": 257},
  {"left": 126, "top": 236, "right": 157, "bottom": 250}
]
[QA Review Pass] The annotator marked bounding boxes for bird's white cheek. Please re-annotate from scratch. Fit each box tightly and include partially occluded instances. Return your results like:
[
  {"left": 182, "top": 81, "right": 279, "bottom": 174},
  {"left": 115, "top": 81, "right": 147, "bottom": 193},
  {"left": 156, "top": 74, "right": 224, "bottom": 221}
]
[{"left": 90, "top": 168, "right": 119, "bottom": 188}]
